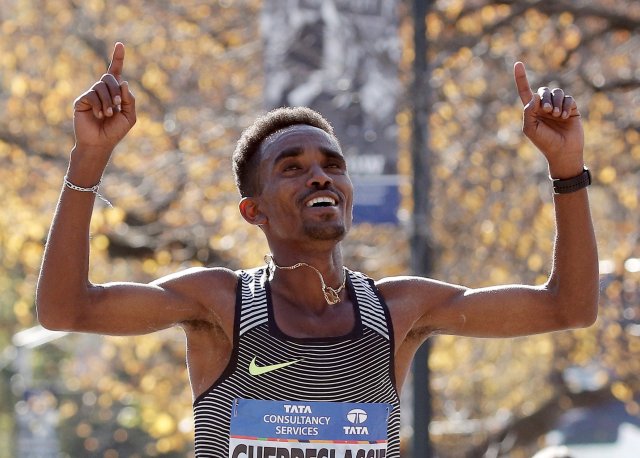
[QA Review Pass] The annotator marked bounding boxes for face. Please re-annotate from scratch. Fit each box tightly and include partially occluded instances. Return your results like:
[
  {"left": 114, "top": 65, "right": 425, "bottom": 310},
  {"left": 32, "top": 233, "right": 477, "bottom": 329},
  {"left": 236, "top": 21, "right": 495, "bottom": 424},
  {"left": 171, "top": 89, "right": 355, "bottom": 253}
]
[{"left": 246, "top": 125, "right": 353, "bottom": 244}]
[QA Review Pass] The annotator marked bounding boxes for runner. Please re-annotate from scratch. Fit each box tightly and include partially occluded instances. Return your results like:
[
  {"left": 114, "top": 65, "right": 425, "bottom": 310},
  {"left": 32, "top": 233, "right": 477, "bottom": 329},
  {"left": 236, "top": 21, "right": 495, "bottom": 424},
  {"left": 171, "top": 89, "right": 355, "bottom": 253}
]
[{"left": 36, "top": 42, "right": 598, "bottom": 457}]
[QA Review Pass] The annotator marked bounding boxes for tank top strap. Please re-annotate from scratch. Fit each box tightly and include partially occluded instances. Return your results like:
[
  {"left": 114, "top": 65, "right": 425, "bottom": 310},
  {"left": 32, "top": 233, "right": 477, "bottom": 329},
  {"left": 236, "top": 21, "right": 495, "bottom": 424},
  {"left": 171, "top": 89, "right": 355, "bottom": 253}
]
[
  {"left": 236, "top": 267, "right": 270, "bottom": 337},
  {"left": 347, "top": 269, "right": 391, "bottom": 341}
]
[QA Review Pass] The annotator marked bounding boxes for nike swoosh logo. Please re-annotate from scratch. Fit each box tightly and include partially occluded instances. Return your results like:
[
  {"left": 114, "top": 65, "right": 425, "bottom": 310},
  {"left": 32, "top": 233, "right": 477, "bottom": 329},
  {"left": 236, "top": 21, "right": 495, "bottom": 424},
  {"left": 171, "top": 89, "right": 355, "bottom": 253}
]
[{"left": 248, "top": 357, "right": 300, "bottom": 376}]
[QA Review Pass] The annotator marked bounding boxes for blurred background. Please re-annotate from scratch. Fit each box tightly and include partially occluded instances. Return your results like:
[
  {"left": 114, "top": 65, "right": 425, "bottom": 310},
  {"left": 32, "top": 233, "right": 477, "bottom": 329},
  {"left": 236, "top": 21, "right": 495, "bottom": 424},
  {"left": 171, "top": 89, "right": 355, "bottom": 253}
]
[{"left": 1, "top": 0, "right": 639, "bottom": 456}]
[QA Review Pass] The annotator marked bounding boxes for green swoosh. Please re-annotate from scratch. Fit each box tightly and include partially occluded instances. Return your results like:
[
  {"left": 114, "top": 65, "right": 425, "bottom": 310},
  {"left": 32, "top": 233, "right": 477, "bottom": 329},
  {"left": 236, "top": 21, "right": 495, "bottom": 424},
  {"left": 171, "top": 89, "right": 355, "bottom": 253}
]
[{"left": 248, "top": 357, "right": 300, "bottom": 376}]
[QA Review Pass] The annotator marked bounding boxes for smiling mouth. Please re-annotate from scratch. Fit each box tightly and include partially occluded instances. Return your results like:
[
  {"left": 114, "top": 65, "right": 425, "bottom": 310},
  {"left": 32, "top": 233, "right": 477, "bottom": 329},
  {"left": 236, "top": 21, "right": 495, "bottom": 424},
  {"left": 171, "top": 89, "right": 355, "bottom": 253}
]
[{"left": 306, "top": 196, "right": 337, "bottom": 207}]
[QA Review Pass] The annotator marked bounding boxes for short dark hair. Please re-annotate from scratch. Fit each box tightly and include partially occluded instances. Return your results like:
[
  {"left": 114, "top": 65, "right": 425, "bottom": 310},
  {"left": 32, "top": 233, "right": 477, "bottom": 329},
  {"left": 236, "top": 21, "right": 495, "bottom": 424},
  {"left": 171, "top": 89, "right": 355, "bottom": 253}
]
[{"left": 232, "top": 107, "right": 335, "bottom": 197}]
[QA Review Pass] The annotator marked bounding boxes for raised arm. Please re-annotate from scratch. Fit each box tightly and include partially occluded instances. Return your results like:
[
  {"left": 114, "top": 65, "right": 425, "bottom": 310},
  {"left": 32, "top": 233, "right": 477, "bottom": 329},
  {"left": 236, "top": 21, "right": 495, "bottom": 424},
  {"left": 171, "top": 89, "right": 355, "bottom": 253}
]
[
  {"left": 382, "top": 62, "right": 598, "bottom": 340},
  {"left": 36, "top": 43, "right": 232, "bottom": 335}
]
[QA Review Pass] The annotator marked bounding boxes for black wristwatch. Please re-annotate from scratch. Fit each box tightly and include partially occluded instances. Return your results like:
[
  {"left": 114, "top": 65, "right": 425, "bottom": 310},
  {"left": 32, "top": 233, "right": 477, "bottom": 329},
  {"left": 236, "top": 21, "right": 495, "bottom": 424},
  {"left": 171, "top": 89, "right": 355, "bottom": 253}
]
[{"left": 552, "top": 167, "right": 592, "bottom": 194}]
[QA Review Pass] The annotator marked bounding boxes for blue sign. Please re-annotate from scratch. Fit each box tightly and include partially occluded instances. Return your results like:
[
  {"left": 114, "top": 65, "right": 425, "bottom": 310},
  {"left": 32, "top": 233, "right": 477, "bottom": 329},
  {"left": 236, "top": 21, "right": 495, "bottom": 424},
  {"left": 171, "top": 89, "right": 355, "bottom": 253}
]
[
  {"left": 352, "top": 176, "right": 400, "bottom": 224},
  {"left": 230, "top": 398, "right": 391, "bottom": 441}
]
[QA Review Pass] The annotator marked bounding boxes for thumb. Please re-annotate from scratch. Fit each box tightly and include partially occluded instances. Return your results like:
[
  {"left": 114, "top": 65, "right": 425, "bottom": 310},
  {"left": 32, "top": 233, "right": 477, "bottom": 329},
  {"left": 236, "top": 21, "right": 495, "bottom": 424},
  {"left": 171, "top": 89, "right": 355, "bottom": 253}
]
[
  {"left": 524, "top": 92, "right": 541, "bottom": 114},
  {"left": 119, "top": 81, "right": 136, "bottom": 126},
  {"left": 522, "top": 92, "right": 541, "bottom": 138}
]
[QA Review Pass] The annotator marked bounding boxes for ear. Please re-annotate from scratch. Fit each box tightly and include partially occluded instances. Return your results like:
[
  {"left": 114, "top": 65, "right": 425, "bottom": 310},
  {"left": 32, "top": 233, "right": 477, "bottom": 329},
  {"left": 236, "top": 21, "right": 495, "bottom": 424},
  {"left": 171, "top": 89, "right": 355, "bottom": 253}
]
[{"left": 239, "top": 197, "right": 267, "bottom": 226}]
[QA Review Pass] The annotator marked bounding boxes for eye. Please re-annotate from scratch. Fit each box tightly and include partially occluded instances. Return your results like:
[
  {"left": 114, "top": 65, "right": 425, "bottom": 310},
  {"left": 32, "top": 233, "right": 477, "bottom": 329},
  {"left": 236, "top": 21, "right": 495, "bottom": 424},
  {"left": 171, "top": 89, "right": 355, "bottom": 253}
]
[
  {"left": 325, "top": 161, "right": 346, "bottom": 172},
  {"left": 282, "top": 162, "right": 302, "bottom": 173}
]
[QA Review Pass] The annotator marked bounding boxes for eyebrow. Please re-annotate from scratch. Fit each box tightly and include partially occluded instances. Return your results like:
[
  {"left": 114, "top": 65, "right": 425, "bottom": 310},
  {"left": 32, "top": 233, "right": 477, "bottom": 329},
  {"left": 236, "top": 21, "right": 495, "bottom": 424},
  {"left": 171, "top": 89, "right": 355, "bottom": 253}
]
[{"left": 273, "top": 146, "right": 345, "bottom": 165}]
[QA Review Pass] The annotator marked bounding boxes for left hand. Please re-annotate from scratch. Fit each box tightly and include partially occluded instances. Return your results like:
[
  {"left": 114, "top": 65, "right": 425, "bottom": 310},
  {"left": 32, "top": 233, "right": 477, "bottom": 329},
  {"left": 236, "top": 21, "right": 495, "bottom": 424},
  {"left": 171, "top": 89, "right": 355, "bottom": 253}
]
[{"left": 514, "top": 62, "right": 584, "bottom": 179}]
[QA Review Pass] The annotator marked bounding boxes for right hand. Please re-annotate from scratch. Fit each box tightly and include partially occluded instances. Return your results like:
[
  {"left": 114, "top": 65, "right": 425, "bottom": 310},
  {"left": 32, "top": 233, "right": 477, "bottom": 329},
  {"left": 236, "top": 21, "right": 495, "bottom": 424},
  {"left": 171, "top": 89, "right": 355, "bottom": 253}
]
[
  {"left": 73, "top": 42, "right": 136, "bottom": 156},
  {"left": 514, "top": 62, "right": 584, "bottom": 179}
]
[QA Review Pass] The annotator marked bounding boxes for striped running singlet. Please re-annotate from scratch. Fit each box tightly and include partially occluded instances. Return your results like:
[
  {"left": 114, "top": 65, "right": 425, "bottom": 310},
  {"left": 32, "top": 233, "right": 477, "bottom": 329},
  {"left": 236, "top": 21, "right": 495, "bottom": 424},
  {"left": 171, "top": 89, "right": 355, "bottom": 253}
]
[{"left": 193, "top": 266, "right": 401, "bottom": 457}]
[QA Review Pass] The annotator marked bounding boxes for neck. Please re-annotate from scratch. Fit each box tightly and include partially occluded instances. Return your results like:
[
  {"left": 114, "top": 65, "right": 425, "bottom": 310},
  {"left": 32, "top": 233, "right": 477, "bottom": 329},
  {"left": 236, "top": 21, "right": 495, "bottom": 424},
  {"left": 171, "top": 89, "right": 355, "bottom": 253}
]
[
  {"left": 267, "top": 240, "right": 344, "bottom": 273},
  {"left": 265, "top": 251, "right": 347, "bottom": 307}
]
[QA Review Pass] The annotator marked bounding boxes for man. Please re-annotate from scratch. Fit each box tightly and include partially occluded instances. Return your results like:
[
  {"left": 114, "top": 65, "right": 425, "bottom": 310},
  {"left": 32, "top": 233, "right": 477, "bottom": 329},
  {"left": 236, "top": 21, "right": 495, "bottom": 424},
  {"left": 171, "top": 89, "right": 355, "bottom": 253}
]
[{"left": 37, "top": 42, "right": 598, "bottom": 457}]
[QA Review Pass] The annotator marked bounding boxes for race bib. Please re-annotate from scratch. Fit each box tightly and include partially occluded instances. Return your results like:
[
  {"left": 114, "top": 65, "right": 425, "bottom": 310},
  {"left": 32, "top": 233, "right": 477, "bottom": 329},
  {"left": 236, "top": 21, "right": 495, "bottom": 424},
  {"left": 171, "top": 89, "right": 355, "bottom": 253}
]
[{"left": 229, "top": 398, "right": 392, "bottom": 458}]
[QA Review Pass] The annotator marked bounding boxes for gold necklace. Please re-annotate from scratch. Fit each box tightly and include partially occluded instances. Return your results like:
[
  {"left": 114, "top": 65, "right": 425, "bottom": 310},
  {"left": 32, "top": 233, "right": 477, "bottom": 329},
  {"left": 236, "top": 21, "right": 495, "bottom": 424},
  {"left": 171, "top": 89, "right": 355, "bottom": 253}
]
[{"left": 264, "top": 254, "right": 347, "bottom": 305}]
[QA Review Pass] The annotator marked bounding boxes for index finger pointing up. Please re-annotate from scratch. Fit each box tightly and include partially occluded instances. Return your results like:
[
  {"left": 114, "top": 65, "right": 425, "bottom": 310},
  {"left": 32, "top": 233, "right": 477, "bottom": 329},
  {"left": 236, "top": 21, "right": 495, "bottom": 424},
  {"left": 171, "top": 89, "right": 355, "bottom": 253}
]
[
  {"left": 514, "top": 61, "right": 534, "bottom": 106},
  {"left": 107, "top": 42, "right": 125, "bottom": 82}
]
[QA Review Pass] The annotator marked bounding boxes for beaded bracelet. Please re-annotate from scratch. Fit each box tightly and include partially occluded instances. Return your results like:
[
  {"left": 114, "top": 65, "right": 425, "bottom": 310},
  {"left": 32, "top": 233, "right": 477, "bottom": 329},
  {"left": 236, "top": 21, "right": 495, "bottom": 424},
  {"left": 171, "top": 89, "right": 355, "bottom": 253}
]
[{"left": 63, "top": 176, "right": 112, "bottom": 207}]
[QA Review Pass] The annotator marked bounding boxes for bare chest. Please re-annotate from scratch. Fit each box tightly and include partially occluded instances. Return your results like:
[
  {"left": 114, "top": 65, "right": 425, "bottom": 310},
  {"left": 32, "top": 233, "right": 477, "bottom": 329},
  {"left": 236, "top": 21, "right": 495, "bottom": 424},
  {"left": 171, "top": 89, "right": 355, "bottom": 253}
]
[{"left": 272, "top": 298, "right": 357, "bottom": 339}]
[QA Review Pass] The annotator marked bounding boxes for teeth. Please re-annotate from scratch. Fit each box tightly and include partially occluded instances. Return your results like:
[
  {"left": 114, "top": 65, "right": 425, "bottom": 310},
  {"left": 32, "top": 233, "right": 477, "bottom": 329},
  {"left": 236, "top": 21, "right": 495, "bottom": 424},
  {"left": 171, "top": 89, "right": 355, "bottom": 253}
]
[{"left": 306, "top": 196, "right": 336, "bottom": 207}]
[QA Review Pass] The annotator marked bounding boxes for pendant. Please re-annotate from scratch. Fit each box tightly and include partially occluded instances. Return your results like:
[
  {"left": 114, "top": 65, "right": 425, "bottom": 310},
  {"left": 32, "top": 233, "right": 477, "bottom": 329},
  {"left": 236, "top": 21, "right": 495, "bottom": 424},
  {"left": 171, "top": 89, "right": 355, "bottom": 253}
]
[{"left": 324, "top": 287, "right": 340, "bottom": 305}]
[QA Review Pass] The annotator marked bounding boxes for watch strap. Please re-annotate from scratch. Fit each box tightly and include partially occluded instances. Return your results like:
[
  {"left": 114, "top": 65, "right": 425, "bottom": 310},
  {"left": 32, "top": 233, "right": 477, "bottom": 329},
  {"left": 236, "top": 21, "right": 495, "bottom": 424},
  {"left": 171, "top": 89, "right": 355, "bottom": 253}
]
[{"left": 552, "top": 167, "right": 592, "bottom": 194}]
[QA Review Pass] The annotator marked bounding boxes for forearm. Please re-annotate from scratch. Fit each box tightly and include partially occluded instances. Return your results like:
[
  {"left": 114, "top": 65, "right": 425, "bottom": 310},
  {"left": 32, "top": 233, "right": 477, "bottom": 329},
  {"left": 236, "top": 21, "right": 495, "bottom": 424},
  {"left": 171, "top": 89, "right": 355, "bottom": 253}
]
[
  {"left": 36, "top": 149, "right": 109, "bottom": 328},
  {"left": 546, "top": 187, "right": 598, "bottom": 327}
]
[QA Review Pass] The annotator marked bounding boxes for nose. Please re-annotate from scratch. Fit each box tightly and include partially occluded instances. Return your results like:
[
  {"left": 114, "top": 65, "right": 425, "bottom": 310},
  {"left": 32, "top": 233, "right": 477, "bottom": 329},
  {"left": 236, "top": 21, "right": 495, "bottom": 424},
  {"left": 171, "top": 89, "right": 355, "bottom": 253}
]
[{"left": 307, "top": 164, "right": 333, "bottom": 189}]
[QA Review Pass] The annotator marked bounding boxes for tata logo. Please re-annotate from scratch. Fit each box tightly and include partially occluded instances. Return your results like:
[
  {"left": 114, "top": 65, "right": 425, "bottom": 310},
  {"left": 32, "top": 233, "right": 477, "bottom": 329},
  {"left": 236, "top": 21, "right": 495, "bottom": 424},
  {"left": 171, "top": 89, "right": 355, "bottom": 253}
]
[
  {"left": 284, "top": 404, "right": 312, "bottom": 414},
  {"left": 344, "top": 409, "right": 369, "bottom": 435},
  {"left": 346, "top": 408, "right": 368, "bottom": 424}
]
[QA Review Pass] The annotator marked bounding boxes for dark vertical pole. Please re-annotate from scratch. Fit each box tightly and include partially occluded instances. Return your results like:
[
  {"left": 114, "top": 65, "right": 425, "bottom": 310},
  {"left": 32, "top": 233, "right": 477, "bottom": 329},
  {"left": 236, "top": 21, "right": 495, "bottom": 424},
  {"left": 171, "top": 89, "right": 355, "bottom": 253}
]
[{"left": 410, "top": 0, "right": 433, "bottom": 457}]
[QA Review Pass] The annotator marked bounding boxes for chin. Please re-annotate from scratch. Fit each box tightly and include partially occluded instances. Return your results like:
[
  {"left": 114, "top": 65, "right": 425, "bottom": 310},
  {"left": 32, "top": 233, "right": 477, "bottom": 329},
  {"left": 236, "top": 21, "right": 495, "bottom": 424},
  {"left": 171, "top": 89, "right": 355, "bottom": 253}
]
[{"left": 303, "top": 223, "right": 347, "bottom": 241}]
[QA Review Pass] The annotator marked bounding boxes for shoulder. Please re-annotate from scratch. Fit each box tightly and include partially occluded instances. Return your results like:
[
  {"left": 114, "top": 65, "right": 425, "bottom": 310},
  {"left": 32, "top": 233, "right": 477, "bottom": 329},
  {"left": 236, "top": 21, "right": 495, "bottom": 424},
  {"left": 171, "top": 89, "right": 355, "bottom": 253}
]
[
  {"left": 375, "top": 275, "right": 466, "bottom": 320},
  {"left": 153, "top": 266, "right": 239, "bottom": 292},
  {"left": 153, "top": 266, "right": 240, "bottom": 323},
  {"left": 376, "top": 275, "right": 464, "bottom": 302}
]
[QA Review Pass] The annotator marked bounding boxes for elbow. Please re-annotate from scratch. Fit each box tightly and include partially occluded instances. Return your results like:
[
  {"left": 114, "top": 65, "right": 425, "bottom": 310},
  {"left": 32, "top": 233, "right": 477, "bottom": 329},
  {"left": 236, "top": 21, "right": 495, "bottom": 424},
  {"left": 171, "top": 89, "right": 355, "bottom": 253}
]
[
  {"left": 560, "top": 295, "right": 599, "bottom": 330},
  {"left": 546, "top": 280, "right": 599, "bottom": 330},
  {"left": 37, "top": 312, "right": 58, "bottom": 331},
  {"left": 35, "top": 278, "right": 96, "bottom": 331},
  {"left": 568, "top": 303, "right": 598, "bottom": 329},
  {"left": 583, "top": 295, "right": 599, "bottom": 327},
  {"left": 35, "top": 292, "right": 81, "bottom": 332},
  {"left": 36, "top": 301, "right": 73, "bottom": 331},
  {"left": 36, "top": 283, "right": 103, "bottom": 332}
]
